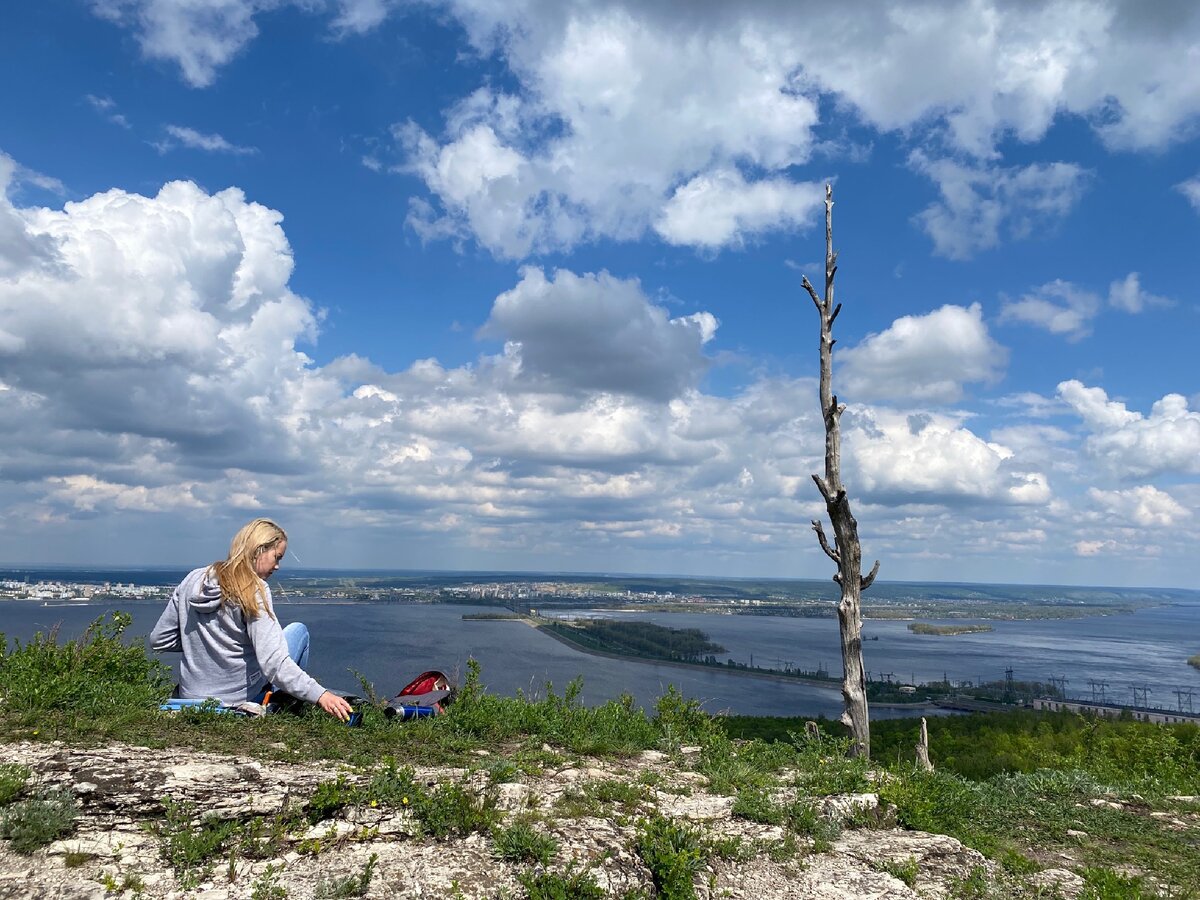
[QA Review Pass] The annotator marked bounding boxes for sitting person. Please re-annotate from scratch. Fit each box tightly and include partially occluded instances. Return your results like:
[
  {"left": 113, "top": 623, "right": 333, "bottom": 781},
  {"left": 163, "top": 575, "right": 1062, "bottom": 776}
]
[{"left": 150, "top": 518, "right": 352, "bottom": 721}]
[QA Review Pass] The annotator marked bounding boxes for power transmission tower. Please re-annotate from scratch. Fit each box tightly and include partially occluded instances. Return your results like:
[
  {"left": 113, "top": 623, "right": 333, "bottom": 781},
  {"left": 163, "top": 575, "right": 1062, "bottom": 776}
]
[
  {"left": 1174, "top": 688, "right": 1193, "bottom": 714},
  {"left": 1088, "top": 679, "right": 1108, "bottom": 703},
  {"left": 1132, "top": 685, "right": 1152, "bottom": 708},
  {"left": 1050, "top": 675, "right": 1069, "bottom": 697}
]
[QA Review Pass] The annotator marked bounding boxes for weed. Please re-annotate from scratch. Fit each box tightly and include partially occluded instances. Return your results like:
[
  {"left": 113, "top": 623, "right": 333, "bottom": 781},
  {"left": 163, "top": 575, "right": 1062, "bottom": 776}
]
[
  {"left": 730, "top": 789, "right": 784, "bottom": 826},
  {"left": 786, "top": 801, "right": 840, "bottom": 852},
  {"left": 0, "top": 788, "right": 79, "bottom": 853},
  {"left": 492, "top": 818, "right": 558, "bottom": 865},
  {"left": 152, "top": 799, "right": 239, "bottom": 889},
  {"left": 251, "top": 863, "right": 289, "bottom": 900},
  {"left": 307, "top": 775, "right": 359, "bottom": 824},
  {"left": 635, "top": 815, "right": 707, "bottom": 900},
  {"left": 788, "top": 728, "right": 871, "bottom": 796},
  {"left": 518, "top": 862, "right": 607, "bottom": 900},
  {"left": 238, "top": 811, "right": 305, "bottom": 859},
  {"left": 765, "top": 832, "right": 801, "bottom": 863},
  {"left": 0, "top": 764, "right": 29, "bottom": 806},
  {"left": 413, "top": 778, "right": 501, "bottom": 839},
  {"left": 876, "top": 855, "right": 920, "bottom": 887},
  {"left": 99, "top": 870, "right": 146, "bottom": 895},
  {"left": 64, "top": 849, "right": 95, "bottom": 867},
  {"left": 1080, "top": 867, "right": 1151, "bottom": 900},
  {"left": 315, "top": 852, "right": 377, "bottom": 899},
  {"left": 947, "top": 866, "right": 991, "bottom": 900}
]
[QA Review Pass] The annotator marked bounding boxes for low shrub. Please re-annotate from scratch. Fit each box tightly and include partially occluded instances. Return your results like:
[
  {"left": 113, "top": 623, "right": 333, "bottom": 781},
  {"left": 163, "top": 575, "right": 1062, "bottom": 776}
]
[
  {"left": 635, "top": 815, "right": 706, "bottom": 900},
  {"left": 0, "top": 788, "right": 79, "bottom": 853}
]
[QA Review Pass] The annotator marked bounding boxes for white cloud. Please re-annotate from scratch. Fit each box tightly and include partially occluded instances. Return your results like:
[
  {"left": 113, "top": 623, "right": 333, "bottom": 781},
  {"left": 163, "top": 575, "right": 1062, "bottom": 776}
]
[
  {"left": 479, "top": 266, "right": 716, "bottom": 401},
  {"left": 910, "top": 153, "right": 1091, "bottom": 259},
  {"left": 1058, "top": 380, "right": 1200, "bottom": 478},
  {"left": 1106, "top": 272, "right": 1170, "bottom": 313},
  {"left": 92, "top": 0, "right": 269, "bottom": 88},
  {"left": 847, "top": 408, "right": 1049, "bottom": 506},
  {"left": 839, "top": 303, "right": 1007, "bottom": 404},
  {"left": 1178, "top": 174, "right": 1200, "bottom": 212},
  {"left": 161, "top": 125, "right": 257, "bottom": 155},
  {"left": 654, "top": 170, "right": 824, "bottom": 249},
  {"left": 1088, "top": 485, "right": 1190, "bottom": 527},
  {"left": 998, "top": 279, "right": 1100, "bottom": 341}
]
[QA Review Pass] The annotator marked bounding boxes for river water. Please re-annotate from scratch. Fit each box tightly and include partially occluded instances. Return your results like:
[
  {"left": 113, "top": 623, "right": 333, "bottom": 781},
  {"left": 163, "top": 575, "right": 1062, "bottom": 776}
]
[{"left": 3, "top": 597, "right": 1198, "bottom": 718}]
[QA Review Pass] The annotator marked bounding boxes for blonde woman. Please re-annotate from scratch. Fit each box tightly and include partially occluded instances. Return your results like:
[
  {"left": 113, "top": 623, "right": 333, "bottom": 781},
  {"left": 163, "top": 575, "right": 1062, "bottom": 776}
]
[{"left": 150, "top": 518, "right": 353, "bottom": 721}]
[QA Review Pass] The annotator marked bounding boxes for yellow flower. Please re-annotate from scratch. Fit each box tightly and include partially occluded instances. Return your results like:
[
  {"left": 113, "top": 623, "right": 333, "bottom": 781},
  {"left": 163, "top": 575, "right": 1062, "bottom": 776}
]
[
  {"left": 402, "top": 796, "right": 409, "bottom": 806},
  {"left": 369, "top": 800, "right": 378, "bottom": 808}
]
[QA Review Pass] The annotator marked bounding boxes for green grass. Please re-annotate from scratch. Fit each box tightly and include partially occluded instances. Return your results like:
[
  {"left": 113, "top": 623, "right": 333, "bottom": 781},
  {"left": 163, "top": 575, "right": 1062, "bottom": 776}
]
[{"left": 491, "top": 818, "right": 558, "bottom": 865}]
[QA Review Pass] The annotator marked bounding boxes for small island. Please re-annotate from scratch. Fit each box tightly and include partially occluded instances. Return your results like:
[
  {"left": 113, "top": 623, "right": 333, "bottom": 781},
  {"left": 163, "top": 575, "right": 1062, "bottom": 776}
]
[
  {"left": 908, "top": 622, "right": 994, "bottom": 636},
  {"left": 1189, "top": 654, "right": 1200, "bottom": 670}
]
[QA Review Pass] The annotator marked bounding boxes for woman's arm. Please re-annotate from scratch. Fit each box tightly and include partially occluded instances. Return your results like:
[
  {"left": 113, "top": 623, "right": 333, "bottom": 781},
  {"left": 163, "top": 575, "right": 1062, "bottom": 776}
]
[
  {"left": 149, "top": 590, "right": 182, "bottom": 652},
  {"left": 245, "top": 599, "right": 325, "bottom": 704}
]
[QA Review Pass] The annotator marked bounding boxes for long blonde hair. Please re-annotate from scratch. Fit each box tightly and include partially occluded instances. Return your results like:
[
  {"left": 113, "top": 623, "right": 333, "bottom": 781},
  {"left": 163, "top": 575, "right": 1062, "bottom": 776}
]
[{"left": 211, "top": 518, "right": 287, "bottom": 620}]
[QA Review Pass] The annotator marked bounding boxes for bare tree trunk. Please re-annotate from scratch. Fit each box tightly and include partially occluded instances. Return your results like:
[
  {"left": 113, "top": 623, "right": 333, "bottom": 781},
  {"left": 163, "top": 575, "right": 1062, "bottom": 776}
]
[
  {"left": 915, "top": 717, "right": 933, "bottom": 771},
  {"left": 802, "top": 184, "right": 880, "bottom": 759}
]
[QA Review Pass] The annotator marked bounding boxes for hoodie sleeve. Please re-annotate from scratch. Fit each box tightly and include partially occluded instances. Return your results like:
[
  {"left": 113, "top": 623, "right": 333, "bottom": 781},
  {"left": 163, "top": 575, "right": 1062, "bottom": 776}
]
[
  {"left": 149, "top": 587, "right": 182, "bottom": 653},
  {"left": 245, "top": 590, "right": 325, "bottom": 704}
]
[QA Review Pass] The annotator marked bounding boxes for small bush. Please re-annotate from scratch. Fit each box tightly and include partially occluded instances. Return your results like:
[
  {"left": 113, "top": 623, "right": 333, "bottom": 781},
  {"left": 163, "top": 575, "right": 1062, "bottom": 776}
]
[
  {"left": 0, "top": 789, "right": 79, "bottom": 853},
  {"left": 250, "top": 864, "right": 288, "bottom": 900},
  {"left": 518, "top": 863, "right": 607, "bottom": 900},
  {"left": 413, "top": 778, "right": 501, "bottom": 839},
  {"left": 152, "top": 799, "right": 239, "bottom": 889},
  {"left": 635, "top": 815, "right": 706, "bottom": 900},
  {"left": 492, "top": 818, "right": 557, "bottom": 865},
  {"left": 0, "top": 612, "right": 171, "bottom": 717}
]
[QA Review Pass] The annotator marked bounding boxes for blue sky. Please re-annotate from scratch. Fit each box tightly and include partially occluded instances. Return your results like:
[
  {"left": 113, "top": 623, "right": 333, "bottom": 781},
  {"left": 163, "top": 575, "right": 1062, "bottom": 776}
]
[{"left": 1, "top": 0, "right": 1198, "bottom": 587}]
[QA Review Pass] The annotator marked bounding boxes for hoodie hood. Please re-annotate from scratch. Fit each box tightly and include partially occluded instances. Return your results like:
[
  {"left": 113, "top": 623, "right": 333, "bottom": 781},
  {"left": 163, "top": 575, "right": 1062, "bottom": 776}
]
[{"left": 186, "top": 568, "right": 224, "bottom": 613}]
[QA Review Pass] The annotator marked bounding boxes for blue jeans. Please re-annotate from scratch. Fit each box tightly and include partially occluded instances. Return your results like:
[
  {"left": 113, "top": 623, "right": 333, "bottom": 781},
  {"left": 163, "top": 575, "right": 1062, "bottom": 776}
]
[
  {"left": 282, "top": 621, "right": 310, "bottom": 670},
  {"left": 255, "top": 622, "right": 309, "bottom": 703}
]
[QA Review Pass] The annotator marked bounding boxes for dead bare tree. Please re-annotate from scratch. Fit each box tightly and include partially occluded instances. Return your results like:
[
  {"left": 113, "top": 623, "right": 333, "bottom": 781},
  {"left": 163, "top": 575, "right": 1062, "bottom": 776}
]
[
  {"left": 915, "top": 717, "right": 933, "bottom": 771},
  {"left": 802, "top": 184, "right": 879, "bottom": 758}
]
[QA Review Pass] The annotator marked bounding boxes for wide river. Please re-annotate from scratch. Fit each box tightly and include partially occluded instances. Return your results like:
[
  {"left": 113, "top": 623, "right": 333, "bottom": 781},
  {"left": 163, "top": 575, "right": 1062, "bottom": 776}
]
[{"left": 3, "top": 598, "right": 1199, "bottom": 718}]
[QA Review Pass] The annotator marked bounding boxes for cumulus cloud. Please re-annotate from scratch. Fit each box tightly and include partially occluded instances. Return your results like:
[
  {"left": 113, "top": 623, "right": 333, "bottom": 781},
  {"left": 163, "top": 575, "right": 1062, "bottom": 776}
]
[
  {"left": 1058, "top": 380, "right": 1200, "bottom": 478},
  {"left": 998, "top": 279, "right": 1100, "bottom": 341},
  {"left": 1087, "top": 485, "right": 1190, "bottom": 527},
  {"left": 910, "top": 153, "right": 1091, "bottom": 259},
  {"left": 839, "top": 303, "right": 1007, "bottom": 404},
  {"left": 847, "top": 408, "right": 1049, "bottom": 506},
  {"left": 654, "top": 170, "right": 824, "bottom": 249},
  {"left": 479, "top": 267, "right": 716, "bottom": 401}
]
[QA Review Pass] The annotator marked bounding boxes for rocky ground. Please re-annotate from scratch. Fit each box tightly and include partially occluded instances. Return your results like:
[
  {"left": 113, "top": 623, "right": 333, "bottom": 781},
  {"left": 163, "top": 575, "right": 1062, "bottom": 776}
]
[{"left": 0, "top": 741, "right": 1084, "bottom": 900}]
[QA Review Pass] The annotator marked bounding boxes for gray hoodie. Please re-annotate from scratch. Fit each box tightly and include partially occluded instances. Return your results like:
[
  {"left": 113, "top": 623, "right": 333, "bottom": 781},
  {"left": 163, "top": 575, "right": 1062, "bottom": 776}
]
[{"left": 150, "top": 566, "right": 325, "bottom": 704}]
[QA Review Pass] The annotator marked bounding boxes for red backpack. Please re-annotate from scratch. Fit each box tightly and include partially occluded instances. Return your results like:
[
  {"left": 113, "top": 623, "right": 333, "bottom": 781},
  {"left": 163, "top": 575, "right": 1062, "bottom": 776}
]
[{"left": 384, "top": 670, "right": 453, "bottom": 719}]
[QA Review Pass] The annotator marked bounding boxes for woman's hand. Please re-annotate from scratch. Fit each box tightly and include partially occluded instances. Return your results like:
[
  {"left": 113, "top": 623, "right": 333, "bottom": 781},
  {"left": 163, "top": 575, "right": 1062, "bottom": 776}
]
[{"left": 317, "top": 690, "right": 354, "bottom": 722}]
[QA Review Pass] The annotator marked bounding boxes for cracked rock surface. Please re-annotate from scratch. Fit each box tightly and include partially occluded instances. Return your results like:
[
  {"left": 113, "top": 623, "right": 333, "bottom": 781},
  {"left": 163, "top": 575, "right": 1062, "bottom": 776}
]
[{"left": 0, "top": 741, "right": 1014, "bottom": 899}]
